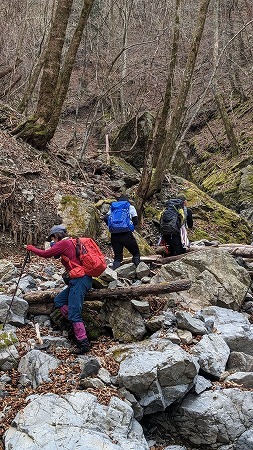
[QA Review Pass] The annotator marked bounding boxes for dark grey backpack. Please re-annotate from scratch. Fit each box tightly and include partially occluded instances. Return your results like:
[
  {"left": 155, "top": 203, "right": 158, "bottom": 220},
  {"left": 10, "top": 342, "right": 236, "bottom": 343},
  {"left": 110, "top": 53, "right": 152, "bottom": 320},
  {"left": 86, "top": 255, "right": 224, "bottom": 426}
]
[{"left": 160, "top": 198, "right": 184, "bottom": 235}]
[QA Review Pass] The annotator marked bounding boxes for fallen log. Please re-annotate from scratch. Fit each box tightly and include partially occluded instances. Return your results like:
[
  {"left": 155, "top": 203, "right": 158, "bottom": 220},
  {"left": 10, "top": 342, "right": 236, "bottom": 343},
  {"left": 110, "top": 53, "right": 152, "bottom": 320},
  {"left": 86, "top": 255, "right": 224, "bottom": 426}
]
[
  {"left": 24, "top": 279, "right": 191, "bottom": 305},
  {"left": 219, "top": 244, "right": 253, "bottom": 248},
  {"left": 132, "top": 244, "right": 253, "bottom": 266},
  {"left": 218, "top": 245, "right": 253, "bottom": 258},
  {"left": 28, "top": 302, "right": 54, "bottom": 315},
  {"left": 122, "top": 245, "right": 219, "bottom": 265},
  {"left": 122, "top": 254, "right": 163, "bottom": 264}
]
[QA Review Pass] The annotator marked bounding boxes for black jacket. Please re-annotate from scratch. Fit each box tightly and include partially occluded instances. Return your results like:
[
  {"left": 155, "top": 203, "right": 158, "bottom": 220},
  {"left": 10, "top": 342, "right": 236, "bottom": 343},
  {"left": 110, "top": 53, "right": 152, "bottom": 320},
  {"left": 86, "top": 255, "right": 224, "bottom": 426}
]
[{"left": 185, "top": 208, "right": 193, "bottom": 229}]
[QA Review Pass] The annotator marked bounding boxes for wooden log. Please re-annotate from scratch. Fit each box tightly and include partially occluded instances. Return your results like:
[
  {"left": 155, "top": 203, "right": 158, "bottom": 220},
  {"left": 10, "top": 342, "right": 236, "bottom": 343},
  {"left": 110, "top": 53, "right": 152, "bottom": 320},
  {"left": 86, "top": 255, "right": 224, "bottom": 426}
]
[
  {"left": 122, "top": 255, "right": 163, "bottom": 264},
  {"left": 24, "top": 279, "right": 191, "bottom": 306},
  {"left": 219, "top": 244, "right": 253, "bottom": 248},
  {"left": 219, "top": 245, "right": 253, "bottom": 258},
  {"left": 28, "top": 302, "right": 54, "bottom": 315},
  {"left": 159, "top": 244, "right": 253, "bottom": 263},
  {"left": 122, "top": 244, "right": 218, "bottom": 266}
]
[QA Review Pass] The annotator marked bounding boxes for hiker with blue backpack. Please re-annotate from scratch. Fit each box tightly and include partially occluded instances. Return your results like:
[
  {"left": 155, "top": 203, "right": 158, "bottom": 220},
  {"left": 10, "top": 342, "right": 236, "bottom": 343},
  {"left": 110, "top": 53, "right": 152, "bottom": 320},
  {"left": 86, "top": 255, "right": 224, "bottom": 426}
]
[
  {"left": 160, "top": 195, "right": 193, "bottom": 256},
  {"left": 104, "top": 195, "right": 141, "bottom": 270}
]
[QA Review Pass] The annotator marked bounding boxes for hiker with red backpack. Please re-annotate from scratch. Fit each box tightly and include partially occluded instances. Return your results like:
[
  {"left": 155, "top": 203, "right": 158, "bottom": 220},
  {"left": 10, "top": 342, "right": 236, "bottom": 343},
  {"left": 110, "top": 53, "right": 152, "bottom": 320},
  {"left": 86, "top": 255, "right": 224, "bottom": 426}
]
[
  {"left": 26, "top": 224, "right": 106, "bottom": 354},
  {"left": 104, "top": 195, "right": 141, "bottom": 270}
]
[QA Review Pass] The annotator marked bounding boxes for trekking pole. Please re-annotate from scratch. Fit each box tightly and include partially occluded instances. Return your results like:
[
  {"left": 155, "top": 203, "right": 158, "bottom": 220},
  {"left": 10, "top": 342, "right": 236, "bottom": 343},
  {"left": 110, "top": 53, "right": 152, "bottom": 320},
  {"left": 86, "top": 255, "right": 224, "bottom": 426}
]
[{"left": 2, "top": 251, "right": 31, "bottom": 331}]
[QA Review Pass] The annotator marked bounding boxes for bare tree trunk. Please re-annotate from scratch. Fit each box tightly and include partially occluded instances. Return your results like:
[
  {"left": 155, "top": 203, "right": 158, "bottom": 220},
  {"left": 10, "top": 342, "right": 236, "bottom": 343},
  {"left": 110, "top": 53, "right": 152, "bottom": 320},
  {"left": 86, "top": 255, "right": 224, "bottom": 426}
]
[
  {"left": 214, "top": 92, "right": 239, "bottom": 156},
  {"left": 37, "top": 0, "right": 74, "bottom": 122},
  {"left": 46, "top": 0, "right": 94, "bottom": 138},
  {"left": 11, "top": 0, "right": 94, "bottom": 150},
  {"left": 17, "top": 40, "right": 49, "bottom": 114},
  {"left": 135, "top": 0, "right": 181, "bottom": 217},
  {"left": 148, "top": 0, "right": 211, "bottom": 197},
  {"left": 213, "top": 0, "right": 239, "bottom": 157}
]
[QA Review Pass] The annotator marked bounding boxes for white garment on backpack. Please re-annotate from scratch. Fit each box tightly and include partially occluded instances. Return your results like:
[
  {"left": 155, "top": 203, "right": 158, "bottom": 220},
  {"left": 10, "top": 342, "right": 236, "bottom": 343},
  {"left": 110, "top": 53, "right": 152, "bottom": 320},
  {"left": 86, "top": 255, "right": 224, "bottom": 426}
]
[{"left": 180, "top": 225, "right": 190, "bottom": 248}]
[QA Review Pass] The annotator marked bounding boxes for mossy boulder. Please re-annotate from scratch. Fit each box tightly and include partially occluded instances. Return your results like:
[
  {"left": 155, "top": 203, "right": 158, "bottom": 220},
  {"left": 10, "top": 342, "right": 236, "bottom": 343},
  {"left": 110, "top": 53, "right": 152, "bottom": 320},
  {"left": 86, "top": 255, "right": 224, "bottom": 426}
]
[
  {"left": 110, "top": 156, "right": 140, "bottom": 189},
  {"left": 58, "top": 195, "right": 100, "bottom": 238},
  {"left": 110, "top": 156, "right": 140, "bottom": 176},
  {"left": 50, "top": 302, "right": 107, "bottom": 341},
  {"left": 110, "top": 112, "right": 154, "bottom": 169}
]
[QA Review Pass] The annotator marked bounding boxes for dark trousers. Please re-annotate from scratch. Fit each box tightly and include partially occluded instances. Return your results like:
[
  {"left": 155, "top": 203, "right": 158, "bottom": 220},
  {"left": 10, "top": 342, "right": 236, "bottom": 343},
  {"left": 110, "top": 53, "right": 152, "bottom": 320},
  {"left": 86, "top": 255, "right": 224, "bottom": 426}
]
[
  {"left": 163, "top": 233, "right": 186, "bottom": 256},
  {"left": 111, "top": 231, "right": 140, "bottom": 268}
]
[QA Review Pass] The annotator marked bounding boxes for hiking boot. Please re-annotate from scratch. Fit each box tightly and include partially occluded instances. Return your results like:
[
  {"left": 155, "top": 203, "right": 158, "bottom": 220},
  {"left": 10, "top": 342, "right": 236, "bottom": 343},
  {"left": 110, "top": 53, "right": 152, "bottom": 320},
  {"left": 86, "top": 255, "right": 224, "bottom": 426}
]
[
  {"left": 132, "top": 255, "right": 141, "bottom": 267},
  {"left": 72, "top": 338, "right": 91, "bottom": 354}
]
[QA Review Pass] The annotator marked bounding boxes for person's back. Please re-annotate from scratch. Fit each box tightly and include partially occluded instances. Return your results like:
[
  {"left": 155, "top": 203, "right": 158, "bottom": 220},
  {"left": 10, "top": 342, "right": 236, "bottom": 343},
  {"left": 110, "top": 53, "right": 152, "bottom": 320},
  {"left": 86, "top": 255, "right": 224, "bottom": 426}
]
[
  {"left": 105, "top": 195, "right": 140, "bottom": 269},
  {"left": 160, "top": 197, "right": 186, "bottom": 256},
  {"left": 107, "top": 199, "right": 135, "bottom": 233},
  {"left": 160, "top": 198, "right": 185, "bottom": 236}
]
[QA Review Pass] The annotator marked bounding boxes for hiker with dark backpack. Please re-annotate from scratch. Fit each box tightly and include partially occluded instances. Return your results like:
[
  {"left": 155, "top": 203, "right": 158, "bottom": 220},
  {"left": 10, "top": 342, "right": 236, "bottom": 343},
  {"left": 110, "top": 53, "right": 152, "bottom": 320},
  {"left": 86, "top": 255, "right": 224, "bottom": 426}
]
[
  {"left": 160, "top": 196, "right": 193, "bottom": 256},
  {"left": 26, "top": 224, "right": 106, "bottom": 354},
  {"left": 104, "top": 195, "right": 141, "bottom": 270}
]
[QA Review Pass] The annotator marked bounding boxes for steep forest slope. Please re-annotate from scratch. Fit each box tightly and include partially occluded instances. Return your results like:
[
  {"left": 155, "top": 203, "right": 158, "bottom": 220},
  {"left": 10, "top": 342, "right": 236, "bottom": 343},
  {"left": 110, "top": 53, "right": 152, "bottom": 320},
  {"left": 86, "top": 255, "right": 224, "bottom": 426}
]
[{"left": 185, "top": 98, "right": 253, "bottom": 222}]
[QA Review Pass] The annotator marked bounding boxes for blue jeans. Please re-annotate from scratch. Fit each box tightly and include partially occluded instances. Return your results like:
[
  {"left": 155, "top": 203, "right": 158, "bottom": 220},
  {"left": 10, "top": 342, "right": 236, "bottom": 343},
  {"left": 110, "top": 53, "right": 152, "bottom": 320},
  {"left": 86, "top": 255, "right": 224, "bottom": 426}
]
[{"left": 54, "top": 275, "right": 92, "bottom": 322}]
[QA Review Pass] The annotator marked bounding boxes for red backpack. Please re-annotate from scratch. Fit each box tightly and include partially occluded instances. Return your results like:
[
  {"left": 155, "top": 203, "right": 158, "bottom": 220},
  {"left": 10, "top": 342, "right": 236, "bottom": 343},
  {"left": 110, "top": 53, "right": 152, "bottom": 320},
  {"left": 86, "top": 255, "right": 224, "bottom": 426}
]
[{"left": 62, "top": 237, "right": 107, "bottom": 278}]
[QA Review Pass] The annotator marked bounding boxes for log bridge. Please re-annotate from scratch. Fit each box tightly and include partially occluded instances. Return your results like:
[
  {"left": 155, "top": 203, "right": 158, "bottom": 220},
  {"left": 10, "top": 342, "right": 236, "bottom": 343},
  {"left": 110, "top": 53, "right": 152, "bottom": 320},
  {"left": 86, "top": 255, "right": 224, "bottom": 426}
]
[{"left": 24, "top": 279, "right": 191, "bottom": 315}]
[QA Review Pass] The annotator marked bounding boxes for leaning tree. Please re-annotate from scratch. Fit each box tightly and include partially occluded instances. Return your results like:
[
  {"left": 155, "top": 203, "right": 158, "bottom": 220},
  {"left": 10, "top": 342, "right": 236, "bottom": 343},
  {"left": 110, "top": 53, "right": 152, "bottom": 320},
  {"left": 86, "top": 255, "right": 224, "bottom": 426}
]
[
  {"left": 135, "top": 0, "right": 211, "bottom": 217},
  {"left": 12, "top": 0, "right": 94, "bottom": 150}
]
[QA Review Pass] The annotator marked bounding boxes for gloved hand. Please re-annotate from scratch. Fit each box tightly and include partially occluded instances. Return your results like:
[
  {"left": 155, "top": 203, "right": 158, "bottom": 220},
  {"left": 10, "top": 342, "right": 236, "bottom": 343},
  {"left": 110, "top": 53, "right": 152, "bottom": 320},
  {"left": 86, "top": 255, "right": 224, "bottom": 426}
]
[{"left": 26, "top": 244, "right": 35, "bottom": 252}]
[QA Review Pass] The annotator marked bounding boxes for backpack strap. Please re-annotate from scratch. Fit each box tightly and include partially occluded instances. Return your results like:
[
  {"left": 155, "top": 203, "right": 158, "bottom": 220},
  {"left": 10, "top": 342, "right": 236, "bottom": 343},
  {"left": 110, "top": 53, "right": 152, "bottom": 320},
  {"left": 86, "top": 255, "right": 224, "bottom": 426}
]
[{"left": 61, "top": 238, "right": 82, "bottom": 269}]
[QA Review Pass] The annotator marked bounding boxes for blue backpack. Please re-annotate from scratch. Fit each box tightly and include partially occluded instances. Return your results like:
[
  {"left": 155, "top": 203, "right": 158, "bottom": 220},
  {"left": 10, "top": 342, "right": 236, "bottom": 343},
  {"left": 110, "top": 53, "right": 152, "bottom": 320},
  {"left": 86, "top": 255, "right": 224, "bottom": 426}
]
[{"left": 108, "top": 201, "right": 134, "bottom": 233}]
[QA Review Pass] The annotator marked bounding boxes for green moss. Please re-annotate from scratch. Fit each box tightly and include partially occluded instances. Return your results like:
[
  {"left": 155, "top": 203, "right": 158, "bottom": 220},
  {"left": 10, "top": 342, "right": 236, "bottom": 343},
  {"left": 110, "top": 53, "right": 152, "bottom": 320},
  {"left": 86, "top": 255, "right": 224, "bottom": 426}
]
[
  {"left": 0, "top": 330, "right": 18, "bottom": 349},
  {"left": 110, "top": 156, "right": 139, "bottom": 175},
  {"left": 190, "top": 229, "right": 210, "bottom": 241},
  {"left": 144, "top": 205, "right": 161, "bottom": 221},
  {"left": 111, "top": 347, "right": 130, "bottom": 362},
  {"left": 202, "top": 171, "right": 228, "bottom": 191},
  {"left": 59, "top": 195, "right": 100, "bottom": 238},
  {"left": 187, "top": 99, "right": 253, "bottom": 216}
]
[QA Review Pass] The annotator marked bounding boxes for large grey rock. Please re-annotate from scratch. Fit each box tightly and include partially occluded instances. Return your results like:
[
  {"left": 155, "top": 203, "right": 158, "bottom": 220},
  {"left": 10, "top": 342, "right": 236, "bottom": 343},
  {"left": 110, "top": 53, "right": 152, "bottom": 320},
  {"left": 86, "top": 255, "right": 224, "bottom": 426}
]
[
  {"left": 116, "top": 263, "right": 137, "bottom": 280},
  {"left": 0, "top": 259, "right": 17, "bottom": 282},
  {"left": 18, "top": 349, "right": 60, "bottom": 388},
  {"left": 0, "top": 294, "right": 29, "bottom": 325},
  {"left": 199, "top": 306, "right": 253, "bottom": 356},
  {"left": 236, "top": 429, "right": 253, "bottom": 450},
  {"left": 101, "top": 299, "right": 146, "bottom": 342},
  {"left": 99, "top": 266, "right": 117, "bottom": 282},
  {"left": 225, "top": 372, "right": 253, "bottom": 389},
  {"left": 115, "top": 339, "right": 199, "bottom": 414},
  {"left": 175, "top": 310, "right": 207, "bottom": 335},
  {"left": 170, "top": 388, "right": 253, "bottom": 448},
  {"left": 194, "top": 375, "right": 212, "bottom": 394},
  {"left": 18, "top": 275, "right": 37, "bottom": 293},
  {"left": 227, "top": 351, "right": 253, "bottom": 372},
  {"left": 156, "top": 248, "right": 250, "bottom": 311},
  {"left": 4, "top": 392, "right": 148, "bottom": 450},
  {"left": 136, "top": 262, "right": 150, "bottom": 280},
  {"left": 191, "top": 334, "right": 230, "bottom": 377}
]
